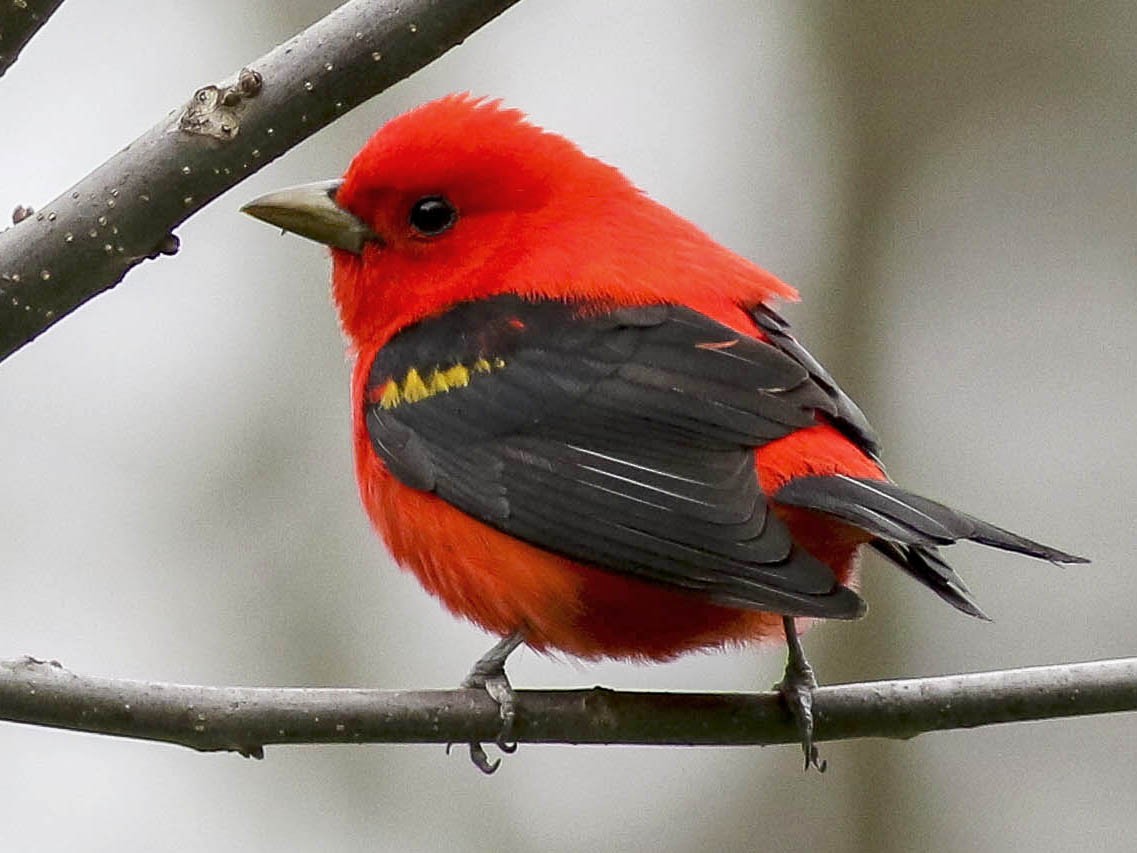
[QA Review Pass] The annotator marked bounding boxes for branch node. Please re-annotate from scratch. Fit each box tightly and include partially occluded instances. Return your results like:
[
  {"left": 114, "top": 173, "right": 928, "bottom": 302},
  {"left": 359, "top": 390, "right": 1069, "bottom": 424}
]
[
  {"left": 236, "top": 67, "right": 263, "bottom": 99},
  {"left": 179, "top": 68, "right": 262, "bottom": 141},
  {"left": 149, "top": 233, "right": 181, "bottom": 259},
  {"left": 7, "top": 654, "right": 63, "bottom": 673}
]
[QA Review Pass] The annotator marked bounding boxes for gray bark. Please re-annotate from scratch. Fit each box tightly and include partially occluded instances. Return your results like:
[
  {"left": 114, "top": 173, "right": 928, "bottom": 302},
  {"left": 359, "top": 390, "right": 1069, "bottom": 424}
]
[{"left": 2, "top": 655, "right": 1133, "bottom": 758}]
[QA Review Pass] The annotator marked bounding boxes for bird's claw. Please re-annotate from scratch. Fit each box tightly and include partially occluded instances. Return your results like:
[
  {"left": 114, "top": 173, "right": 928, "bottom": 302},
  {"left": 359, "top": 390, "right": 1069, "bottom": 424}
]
[
  {"left": 467, "top": 741, "right": 502, "bottom": 775},
  {"left": 462, "top": 668, "right": 518, "bottom": 771},
  {"left": 455, "top": 632, "right": 524, "bottom": 774},
  {"left": 447, "top": 739, "right": 506, "bottom": 775},
  {"left": 777, "top": 668, "right": 826, "bottom": 772},
  {"left": 778, "top": 615, "right": 826, "bottom": 772},
  {"left": 483, "top": 673, "right": 519, "bottom": 751}
]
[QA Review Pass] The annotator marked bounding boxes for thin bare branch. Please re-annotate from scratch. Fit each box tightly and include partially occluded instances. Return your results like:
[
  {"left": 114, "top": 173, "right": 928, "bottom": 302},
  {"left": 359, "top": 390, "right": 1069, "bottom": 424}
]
[
  {"left": 0, "top": 0, "right": 522, "bottom": 363},
  {"left": 2, "top": 656, "right": 1133, "bottom": 758},
  {"left": 0, "top": 0, "right": 64, "bottom": 78}
]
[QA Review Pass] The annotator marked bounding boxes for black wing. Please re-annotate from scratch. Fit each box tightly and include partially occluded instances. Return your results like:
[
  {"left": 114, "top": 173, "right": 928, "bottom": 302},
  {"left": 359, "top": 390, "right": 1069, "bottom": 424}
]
[
  {"left": 750, "top": 302, "right": 881, "bottom": 461},
  {"left": 365, "top": 295, "right": 866, "bottom": 618}
]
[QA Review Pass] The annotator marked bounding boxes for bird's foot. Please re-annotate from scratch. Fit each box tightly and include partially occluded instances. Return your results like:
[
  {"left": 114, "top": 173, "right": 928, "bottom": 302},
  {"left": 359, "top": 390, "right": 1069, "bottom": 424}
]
[
  {"left": 460, "top": 665, "right": 519, "bottom": 774},
  {"left": 452, "top": 632, "right": 524, "bottom": 775},
  {"left": 777, "top": 616, "right": 826, "bottom": 772}
]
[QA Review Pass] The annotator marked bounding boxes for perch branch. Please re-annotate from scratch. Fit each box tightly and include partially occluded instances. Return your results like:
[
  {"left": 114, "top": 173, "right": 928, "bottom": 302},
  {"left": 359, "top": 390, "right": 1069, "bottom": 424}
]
[{"left": 2, "top": 656, "right": 1133, "bottom": 759}]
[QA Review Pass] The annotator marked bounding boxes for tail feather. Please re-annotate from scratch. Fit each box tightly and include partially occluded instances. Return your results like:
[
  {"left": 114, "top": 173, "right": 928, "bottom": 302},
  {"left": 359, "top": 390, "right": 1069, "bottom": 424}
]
[
  {"left": 774, "top": 474, "right": 1087, "bottom": 619},
  {"left": 870, "top": 540, "right": 990, "bottom": 621},
  {"left": 965, "top": 517, "right": 1087, "bottom": 564}
]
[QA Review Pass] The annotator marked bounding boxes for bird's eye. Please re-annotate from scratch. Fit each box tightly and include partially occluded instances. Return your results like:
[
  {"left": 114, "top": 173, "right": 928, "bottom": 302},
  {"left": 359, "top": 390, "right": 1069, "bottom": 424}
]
[{"left": 408, "top": 196, "right": 457, "bottom": 236}]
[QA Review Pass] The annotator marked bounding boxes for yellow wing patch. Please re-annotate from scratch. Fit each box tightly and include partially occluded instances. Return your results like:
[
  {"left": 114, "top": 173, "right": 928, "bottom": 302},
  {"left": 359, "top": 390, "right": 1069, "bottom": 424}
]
[{"left": 379, "top": 357, "right": 506, "bottom": 410}]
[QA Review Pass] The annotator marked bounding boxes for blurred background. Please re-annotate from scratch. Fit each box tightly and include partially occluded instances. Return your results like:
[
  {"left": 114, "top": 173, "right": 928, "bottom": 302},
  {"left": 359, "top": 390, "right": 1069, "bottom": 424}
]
[{"left": 1, "top": 1, "right": 1134, "bottom": 850}]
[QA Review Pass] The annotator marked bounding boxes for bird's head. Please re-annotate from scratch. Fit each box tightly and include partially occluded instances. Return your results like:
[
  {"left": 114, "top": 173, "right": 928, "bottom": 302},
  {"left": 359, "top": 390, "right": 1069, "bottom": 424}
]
[{"left": 244, "top": 94, "right": 794, "bottom": 349}]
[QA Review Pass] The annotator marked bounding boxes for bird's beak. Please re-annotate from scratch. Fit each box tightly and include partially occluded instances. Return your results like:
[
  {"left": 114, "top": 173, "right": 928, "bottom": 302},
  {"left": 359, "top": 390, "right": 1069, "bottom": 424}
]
[{"left": 241, "top": 179, "right": 379, "bottom": 254}]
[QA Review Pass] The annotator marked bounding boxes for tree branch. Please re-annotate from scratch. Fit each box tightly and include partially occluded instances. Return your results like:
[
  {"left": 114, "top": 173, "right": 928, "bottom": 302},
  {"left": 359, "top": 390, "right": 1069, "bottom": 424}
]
[
  {"left": 0, "top": 0, "right": 521, "bottom": 363},
  {"left": 2, "top": 656, "right": 1134, "bottom": 759},
  {"left": 0, "top": 0, "right": 64, "bottom": 79}
]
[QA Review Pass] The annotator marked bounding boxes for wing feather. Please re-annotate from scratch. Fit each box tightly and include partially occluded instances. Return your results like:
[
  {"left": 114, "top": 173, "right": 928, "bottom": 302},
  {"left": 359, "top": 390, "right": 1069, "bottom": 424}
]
[{"left": 366, "top": 296, "right": 867, "bottom": 618}]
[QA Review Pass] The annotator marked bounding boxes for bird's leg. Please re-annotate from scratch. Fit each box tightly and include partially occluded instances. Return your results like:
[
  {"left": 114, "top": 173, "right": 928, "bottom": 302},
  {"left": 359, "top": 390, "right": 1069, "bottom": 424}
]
[
  {"left": 457, "top": 631, "right": 525, "bottom": 774},
  {"left": 776, "top": 615, "right": 826, "bottom": 772}
]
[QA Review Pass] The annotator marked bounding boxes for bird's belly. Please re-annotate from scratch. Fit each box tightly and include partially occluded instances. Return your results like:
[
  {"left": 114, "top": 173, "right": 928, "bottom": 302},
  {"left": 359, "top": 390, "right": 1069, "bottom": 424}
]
[{"left": 360, "top": 449, "right": 866, "bottom": 661}]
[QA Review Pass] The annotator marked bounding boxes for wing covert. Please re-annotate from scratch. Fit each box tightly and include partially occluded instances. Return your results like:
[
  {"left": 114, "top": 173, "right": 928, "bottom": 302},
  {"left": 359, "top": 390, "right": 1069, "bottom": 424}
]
[{"left": 750, "top": 302, "right": 882, "bottom": 460}]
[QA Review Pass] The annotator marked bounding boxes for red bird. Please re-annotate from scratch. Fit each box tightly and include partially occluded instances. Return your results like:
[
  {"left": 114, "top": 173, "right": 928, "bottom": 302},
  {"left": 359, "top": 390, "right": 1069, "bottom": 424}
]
[{"left": 243, "top": 94, "right": 1084, "bottom": 772}]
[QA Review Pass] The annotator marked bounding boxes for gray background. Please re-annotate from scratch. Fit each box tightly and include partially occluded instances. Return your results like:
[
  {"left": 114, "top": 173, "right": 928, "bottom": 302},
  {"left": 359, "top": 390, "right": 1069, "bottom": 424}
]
[{"left": 1, "top": 2, "right": 1133, "bottom": 850}]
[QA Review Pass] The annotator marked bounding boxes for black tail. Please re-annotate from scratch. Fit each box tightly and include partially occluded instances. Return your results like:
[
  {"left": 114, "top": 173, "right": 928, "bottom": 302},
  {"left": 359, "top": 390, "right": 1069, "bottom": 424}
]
[{"left": 773, "top": 474, "right": 1088, "bottom": 619}]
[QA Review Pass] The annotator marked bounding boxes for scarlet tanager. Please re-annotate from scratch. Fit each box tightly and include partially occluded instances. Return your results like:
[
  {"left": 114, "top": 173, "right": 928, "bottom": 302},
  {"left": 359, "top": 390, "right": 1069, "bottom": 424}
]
[{"left": 243, "top": 94, "right": 1085, "bottom": 772}]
